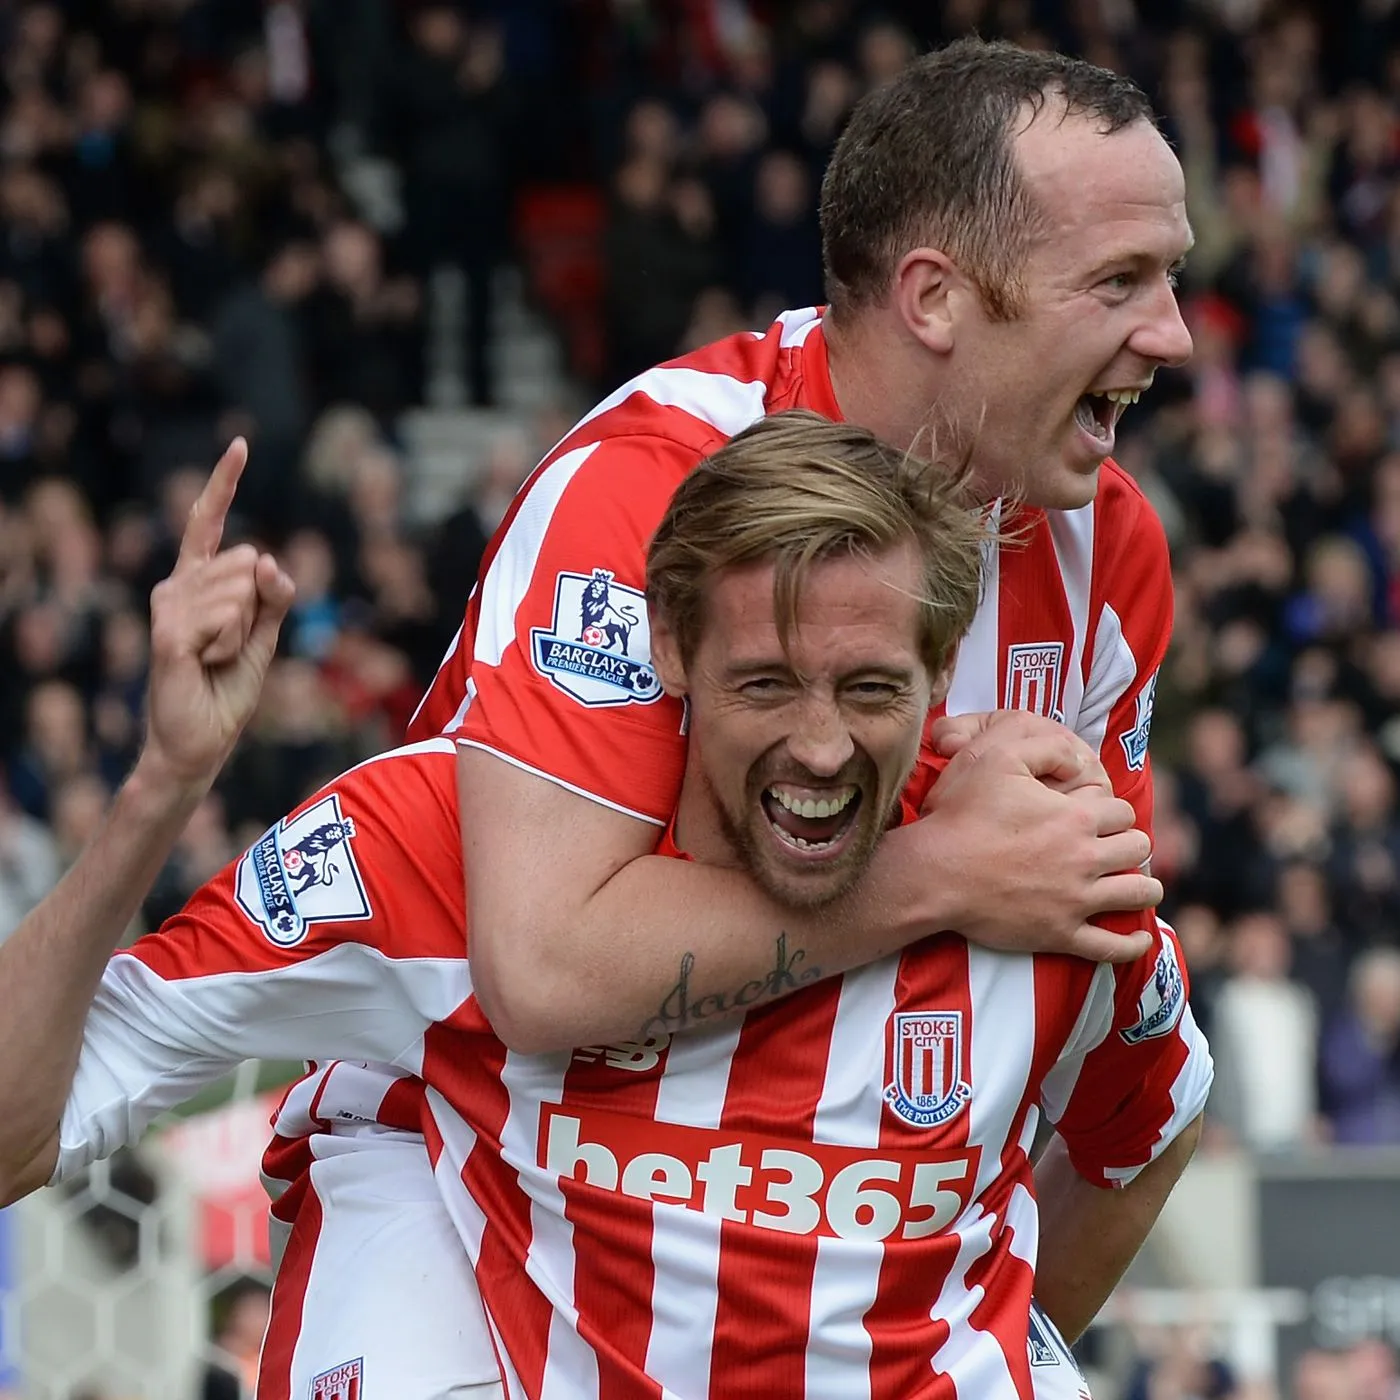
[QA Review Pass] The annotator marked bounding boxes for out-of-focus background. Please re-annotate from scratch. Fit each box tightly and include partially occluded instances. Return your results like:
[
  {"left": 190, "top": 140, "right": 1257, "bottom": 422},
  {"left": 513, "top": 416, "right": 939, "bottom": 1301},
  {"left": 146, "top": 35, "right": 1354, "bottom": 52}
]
[{"left": 1, "top": 1, "right": 1399, "bottom": 1396}]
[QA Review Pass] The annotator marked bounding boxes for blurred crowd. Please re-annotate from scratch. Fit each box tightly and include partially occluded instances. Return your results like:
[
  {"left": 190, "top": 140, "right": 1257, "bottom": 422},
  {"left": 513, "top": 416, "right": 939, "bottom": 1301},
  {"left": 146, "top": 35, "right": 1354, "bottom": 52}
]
[{"left": 3, "top": 0, "right": 1400, "bottom": 1396}]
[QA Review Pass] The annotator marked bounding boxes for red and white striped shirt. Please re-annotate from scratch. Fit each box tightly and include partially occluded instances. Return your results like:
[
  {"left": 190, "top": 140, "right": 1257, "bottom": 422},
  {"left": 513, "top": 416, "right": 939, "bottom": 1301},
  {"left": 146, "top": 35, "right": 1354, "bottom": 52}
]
[
  {"left": 55, "top": 739, "right": 1209, "bottom": 1400},
  {"left": 232, "top": 304, "right": 1188, "bottom": 1392},
  {"left": 407, "top": 305, "right": 1170, "bottom": 864},
  {"left": 386, "top": 304, "right": 1198, "bottom": 1396},
  {"left": 426, "top": 833, "right": 1207, "bottom": 1400},
  {"left": 264, "top": 304, "right": 1175, "bottom": 1247}
]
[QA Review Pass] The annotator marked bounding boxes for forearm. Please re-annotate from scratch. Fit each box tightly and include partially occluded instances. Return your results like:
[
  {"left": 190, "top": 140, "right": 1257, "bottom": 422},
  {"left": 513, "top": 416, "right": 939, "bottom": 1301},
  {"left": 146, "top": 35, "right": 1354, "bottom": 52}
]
[
  {"left": 469, "top": 821, "right": 945, "bottom": 1053},
  {"left": 1031, "top": 1115, "right": 1203, "bottom": 1342},
  {"left": 0, "top": 758, "right": 205, "bottom": 1202},
  {"left": 464, "top": 725, "right": 1161, "bottom": 1053}
]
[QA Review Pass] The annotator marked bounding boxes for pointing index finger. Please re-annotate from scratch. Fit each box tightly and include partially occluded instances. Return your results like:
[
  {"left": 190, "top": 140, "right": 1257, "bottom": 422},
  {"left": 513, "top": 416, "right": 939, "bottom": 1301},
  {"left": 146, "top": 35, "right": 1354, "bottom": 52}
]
[{"left": 177, "top": 438, "right": 248, "bottom": 569}]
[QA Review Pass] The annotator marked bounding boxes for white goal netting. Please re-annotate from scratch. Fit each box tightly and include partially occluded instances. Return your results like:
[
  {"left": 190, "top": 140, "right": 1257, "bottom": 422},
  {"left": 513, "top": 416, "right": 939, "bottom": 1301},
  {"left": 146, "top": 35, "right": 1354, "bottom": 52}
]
[{"left": 4, "top": 1061, "right": 294, "bottom": 1400}]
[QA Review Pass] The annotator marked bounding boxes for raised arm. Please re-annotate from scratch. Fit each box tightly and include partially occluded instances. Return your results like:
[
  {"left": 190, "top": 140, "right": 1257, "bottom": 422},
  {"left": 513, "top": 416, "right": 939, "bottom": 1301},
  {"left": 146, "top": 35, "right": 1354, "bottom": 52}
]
[{"left": 0, "top": 441, "right": 293, "bottom": 1202}]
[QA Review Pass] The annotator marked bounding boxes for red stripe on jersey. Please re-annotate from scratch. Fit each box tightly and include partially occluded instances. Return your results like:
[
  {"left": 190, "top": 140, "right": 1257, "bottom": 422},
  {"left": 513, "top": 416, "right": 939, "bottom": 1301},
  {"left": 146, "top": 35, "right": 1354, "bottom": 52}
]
[
  {"left": 1060, "top": 925, "right": 1194, "bottom": 1182},
  {"left": 864, "top": 937, "right": 975, "bottom": 1400},
  {"left": 432, "top": 1022, "right": 557, "bottom": 1399},
  {"left": 996, "top": 507, "right": 1078, "bottom": 723},
  {"left": 1028, "top": 958, "right": 1084, "bottom": 1103},
  {"left": 555, "top": 1042, "right": 671, "bottom": 1398},
  {"left": 258, "top": 1173, "right": 323, "bottom": 1400},
  {"left": 708, "top": 982, "right": 843, "bottom": 1394},
  {"left": 378, "top": 1073, "right": 427, "bottom": 1133}
]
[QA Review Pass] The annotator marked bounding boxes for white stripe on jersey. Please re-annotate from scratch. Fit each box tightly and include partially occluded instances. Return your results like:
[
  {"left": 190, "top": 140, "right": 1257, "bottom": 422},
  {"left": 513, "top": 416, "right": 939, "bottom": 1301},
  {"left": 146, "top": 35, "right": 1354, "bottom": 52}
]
[
  {"left": 1046, "top": 504, "right": 1095, "bottom": 728},
  {"left": 926, "top": 1202, "right": 1013, "bottom": 1397},
  {"left": 967, "top": 948, "right": 1038, "bottom": 1200},
  {"left": 423, "top": 1088, "right": 521, "bottom": 1396},
  {"left": 475, "top": 442, "right": 601, "bottom": 667},
  {"left": 1036, "top": 964, "right": 1117, "bottom": 1125},
  {"left": 946, "top": 523, "right": 1002, "bottom": 717},
  {"left": 1078, "top": 602, "right": 1139, "bottom": 759},
  {"left": 574, "top": 366, "right": 771, "bottom": 440},
  {"left": 803, "top": 961, "right": 902, "bottom": 1400},
  {"left": 57, "top": 944, "right": 472, "bottom": 1182},
  {"left": 777, "top": 307, "right": 824, "bottom": 347},
  {"left": 1103, "top": 1003, "right": 1213, "bottom": 1187},
  {"left": 443, "top": 674, "right": 479, "bottom": 737},
  {"left": 496, "top": 1051, "right": 603, "bottom": 1400},
  {"left": 643, "top": 1025, "right": 743, "bottom": 1399},
  {"left": 1005, "top": 1180, "right": 1039, "bottom": 1273}
]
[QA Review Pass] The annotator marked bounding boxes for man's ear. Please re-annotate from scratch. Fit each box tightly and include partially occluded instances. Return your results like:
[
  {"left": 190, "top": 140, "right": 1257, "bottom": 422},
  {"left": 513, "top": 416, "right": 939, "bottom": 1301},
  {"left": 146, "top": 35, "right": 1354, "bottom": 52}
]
[
  {"left": 649, "top": 610, "right": 689, "bottom": 698},
  {"left": 927, "top": 653, "right": 958, "bottom": 712},
  {"left": 893, "top": 247, "right": 960, "bottom": 356}
]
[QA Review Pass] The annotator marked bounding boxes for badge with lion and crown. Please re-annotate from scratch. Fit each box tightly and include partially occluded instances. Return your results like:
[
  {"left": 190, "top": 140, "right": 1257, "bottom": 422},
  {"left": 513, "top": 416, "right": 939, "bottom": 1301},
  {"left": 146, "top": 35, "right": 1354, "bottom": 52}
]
[
  {"left": 531, "top": 567, "right": 664, "bottom": 708},
  {"left": 235, "top": 792, "right": 371, "bottom": 947}
]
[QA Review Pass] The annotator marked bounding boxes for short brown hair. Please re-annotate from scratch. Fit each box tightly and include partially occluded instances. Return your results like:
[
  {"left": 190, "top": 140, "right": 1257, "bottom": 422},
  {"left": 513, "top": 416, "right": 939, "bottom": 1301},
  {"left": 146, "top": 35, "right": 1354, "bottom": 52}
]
[
  {"left": 820, "top": 37, "right": 1155, "bottom": 320},
  {"left": 646, "top": 410, "right": 985, "bottom": 675}
]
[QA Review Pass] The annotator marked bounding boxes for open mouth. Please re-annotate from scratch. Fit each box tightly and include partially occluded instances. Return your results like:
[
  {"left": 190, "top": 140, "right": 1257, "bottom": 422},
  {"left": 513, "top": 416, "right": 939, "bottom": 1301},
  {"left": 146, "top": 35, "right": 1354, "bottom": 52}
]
[
  {"left": 761, "top": 783, "right": 861, "bottom": 856},
  {"left": 1073, "top": 387, "right": 1141, "bottom": 446}
]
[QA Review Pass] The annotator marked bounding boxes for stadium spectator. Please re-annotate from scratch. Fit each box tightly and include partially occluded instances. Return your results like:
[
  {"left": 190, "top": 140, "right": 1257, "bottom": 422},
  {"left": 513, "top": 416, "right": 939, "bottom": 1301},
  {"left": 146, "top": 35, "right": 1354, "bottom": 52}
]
[
  {"left": 1346, "top": 1338, "right": 1400, "bottom": 1400},
  {"left": 603, "top": 155, "right": 721, "bottom": 386},
  {"left": 385, "top": 3, "right": 517, "bottom": 408},
  {"left": 1291, "top": 1347, "right": 1352, "bottom": 1400},
  {"left": 1319, "top": 946, "right": 1400, "bottom": 1145},
  {"left": 202, "top": 1278, "right": 272, "bottom": 1400},
  {"left": 1207, "top": 910, "right": 1320, "bottom": 1151},
  {"left": 741, "top": 147, "right": 823, "bottom": 320},
  {"left": 0, "top": 781, "right": 59, "bottom": 942},
  {"left": 304, "top": 218, "right": 420, "bottom": 423}
]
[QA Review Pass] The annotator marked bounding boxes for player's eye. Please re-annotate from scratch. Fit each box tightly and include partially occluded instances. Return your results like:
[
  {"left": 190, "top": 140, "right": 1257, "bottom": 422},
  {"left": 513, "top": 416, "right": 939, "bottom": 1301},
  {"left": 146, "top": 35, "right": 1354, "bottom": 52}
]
[
  {"left": 739, "top": 676, "right": 789, "bottom": 697},
  {"left": 847, "top": 681, "right": 900, "bottom": 703}
]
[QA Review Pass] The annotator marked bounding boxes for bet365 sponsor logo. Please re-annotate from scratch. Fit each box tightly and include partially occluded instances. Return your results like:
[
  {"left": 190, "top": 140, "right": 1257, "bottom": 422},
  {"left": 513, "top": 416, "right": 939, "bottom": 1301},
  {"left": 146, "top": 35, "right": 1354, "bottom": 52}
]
[{"left": 539, "top": 1104, "right": 978, "bottom": 1241}]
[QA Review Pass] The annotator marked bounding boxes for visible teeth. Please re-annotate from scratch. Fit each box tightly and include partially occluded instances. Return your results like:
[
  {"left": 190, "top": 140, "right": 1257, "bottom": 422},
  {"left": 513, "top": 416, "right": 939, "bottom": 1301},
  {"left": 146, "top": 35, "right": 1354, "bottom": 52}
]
[
  {"left": 768, "top": 785, "right": 857, "bottom": 816},
  {"left": 1093, "top": 388, "right": 1142, "bottom": 406},
  {"left": 770, "top": 825, "right": 837, "bottom": 852}
]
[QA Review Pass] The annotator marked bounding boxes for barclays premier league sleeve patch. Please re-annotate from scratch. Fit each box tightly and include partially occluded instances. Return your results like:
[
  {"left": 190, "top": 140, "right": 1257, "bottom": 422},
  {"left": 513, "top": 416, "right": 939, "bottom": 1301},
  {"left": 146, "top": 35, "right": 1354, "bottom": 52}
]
[
  {"left": 1119, "top": 669, "right": 1157, "bottom": 772},
  {"left": 1120, "top": 936, "right": 1185, "bottom": 1045},
  {"left": 235, "top": 793, "right": 372, "bottom": 947},
  {"left": 530, "top": 567, "right": 663, "bottom": 708}
]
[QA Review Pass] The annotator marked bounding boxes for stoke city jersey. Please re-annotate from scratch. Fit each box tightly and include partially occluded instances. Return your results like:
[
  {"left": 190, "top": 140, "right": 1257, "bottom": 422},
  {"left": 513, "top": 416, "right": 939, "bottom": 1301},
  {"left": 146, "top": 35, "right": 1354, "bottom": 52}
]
[
  {"left": 56, "top": 742, "right": 1208, "bottom": 1400},
  {"left": 419, "top": 810, "right": 1209, "bottom": 1400},
  {"left": 408, "top": 305, "right": 1171, "bottom": 860},
  {"left": 285, "top": 304, "right": 1173, "bottom": 1247}
]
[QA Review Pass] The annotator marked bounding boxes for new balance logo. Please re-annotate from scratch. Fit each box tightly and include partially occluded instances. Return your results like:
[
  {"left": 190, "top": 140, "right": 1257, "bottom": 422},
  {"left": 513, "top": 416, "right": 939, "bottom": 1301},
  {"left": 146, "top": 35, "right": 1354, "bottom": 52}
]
[{"left": 572, "top": 1036, "right": 670, "bottom": 1072}]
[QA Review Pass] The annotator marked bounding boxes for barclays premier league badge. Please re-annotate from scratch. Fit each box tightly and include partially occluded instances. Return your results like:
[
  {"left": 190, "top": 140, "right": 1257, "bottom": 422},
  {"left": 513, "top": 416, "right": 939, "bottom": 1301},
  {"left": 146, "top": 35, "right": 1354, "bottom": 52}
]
[
  {"left": 235, "top": 793, "right": 372, "bottom": 947},
  {"left": 531, "top": 567, "right": 663, "bottom": 708},
  {"left": 1121, "top": 937, "right": 1185, "bottom": 1045}
]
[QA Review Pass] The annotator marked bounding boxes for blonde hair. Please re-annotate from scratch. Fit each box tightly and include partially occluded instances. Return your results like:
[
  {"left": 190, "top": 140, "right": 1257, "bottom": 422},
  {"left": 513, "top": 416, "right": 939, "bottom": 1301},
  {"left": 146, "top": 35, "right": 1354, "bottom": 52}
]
[{"left": 647, "top": 410, "right": 985, "bottom": 674}]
